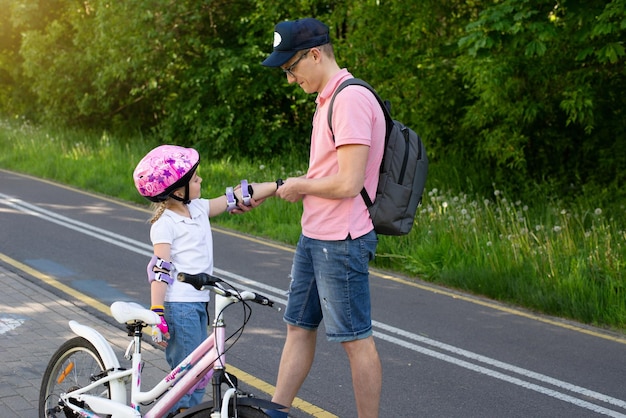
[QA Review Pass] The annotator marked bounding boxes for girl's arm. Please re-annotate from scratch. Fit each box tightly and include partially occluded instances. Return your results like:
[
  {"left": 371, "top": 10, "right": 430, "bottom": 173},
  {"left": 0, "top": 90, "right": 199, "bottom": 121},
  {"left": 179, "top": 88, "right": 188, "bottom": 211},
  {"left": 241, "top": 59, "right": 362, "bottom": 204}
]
[
  {"left": 150, "top": 243, "right": 171, "bottom": 347},
  {"left": 150, "top": 243, "right": 171, "bottom": 306},
  {"left": 208, "top": 180, "right": 280, "bottom": 217}
]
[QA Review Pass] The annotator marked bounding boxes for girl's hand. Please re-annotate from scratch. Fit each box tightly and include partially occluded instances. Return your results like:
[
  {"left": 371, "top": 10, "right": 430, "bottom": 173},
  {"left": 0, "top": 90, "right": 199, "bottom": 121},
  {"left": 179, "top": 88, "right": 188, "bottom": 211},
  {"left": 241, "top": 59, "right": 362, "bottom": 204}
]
[
  {"left": 151, "top": 316, "right": 170, "bottom": 347},
  {"left": 230, "top": 197, "right": 266, "bottom": 214},
  {"left": 151, "top": 305, "right": 170, "bottom": 347}
]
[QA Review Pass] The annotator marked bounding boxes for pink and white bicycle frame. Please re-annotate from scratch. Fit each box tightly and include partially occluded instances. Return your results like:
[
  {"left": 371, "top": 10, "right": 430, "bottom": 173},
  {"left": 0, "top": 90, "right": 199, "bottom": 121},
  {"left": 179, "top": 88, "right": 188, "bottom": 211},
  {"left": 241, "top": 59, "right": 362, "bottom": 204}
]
[{"left": 57, "top": 278, "right": 279, "bottom": 418}]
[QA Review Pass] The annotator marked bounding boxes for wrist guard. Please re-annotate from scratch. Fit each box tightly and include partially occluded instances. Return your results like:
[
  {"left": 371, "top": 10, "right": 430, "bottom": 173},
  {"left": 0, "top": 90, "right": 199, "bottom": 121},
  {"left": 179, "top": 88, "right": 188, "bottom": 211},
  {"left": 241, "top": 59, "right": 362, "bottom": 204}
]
[
  {"left": 225, "top": 186, "right": 238, "bottom": 212},
  {"left": 240, "top": 179, "right": 251, "bottom": 206}
]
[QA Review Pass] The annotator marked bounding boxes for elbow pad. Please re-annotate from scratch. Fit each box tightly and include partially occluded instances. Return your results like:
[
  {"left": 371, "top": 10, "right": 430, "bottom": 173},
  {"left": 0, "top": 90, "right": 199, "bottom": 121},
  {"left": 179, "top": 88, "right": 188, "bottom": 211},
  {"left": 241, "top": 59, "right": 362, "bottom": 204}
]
[{"left": 147, "top": 255, "right": 175, "bottom": 285}]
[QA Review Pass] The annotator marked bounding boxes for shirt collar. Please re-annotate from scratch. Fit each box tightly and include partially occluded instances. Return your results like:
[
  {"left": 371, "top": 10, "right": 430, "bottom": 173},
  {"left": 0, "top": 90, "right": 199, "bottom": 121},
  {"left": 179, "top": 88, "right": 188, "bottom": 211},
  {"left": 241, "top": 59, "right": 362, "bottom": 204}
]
[
  {"left": 316, "top": 68, "right": 352, "bottom": 105},
  {"left": 164, "top": 200, "right": 201, "bottom": 223}
]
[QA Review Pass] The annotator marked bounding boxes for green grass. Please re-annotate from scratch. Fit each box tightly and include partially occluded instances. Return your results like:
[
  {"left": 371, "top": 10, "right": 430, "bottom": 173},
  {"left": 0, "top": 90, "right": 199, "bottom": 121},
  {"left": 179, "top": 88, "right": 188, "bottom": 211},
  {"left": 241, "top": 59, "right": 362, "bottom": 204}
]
[
  {"left": 398, "top": 188, "right": 626, "bottom": 327},
  {"left": 1, "top": 118, "right": 625, "bottom": 332}
]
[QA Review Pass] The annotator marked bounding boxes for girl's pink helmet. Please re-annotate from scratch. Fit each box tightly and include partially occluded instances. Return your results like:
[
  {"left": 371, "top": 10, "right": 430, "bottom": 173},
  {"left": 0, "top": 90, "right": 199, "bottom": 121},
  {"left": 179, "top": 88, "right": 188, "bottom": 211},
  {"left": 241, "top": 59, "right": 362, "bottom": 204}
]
[{"left": 133, "top": 145, "right": 200, "bottom": 202}]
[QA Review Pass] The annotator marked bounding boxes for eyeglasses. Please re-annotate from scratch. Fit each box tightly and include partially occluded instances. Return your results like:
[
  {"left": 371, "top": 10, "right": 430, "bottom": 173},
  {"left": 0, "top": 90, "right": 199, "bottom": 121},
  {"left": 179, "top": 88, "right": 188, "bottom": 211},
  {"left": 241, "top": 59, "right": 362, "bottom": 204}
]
[{"left": 282, "top": 50, "right": 310, "bottom": 78}]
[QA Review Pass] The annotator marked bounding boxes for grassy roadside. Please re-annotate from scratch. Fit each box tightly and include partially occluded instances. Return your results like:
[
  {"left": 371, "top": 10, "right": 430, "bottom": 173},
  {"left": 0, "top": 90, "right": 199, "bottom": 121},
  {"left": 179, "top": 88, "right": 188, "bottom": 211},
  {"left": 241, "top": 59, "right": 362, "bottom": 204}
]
[{"left": 1, "top": 119, "right": 625, "bottom": 332}]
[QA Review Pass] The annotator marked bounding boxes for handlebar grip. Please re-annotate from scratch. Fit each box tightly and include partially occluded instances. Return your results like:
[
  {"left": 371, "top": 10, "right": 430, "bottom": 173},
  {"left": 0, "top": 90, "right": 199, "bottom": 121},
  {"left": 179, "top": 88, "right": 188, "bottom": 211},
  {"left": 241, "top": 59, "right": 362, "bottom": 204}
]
[
  {"left": 253, "top": 293, "right": 272, "bottom": 306},
  {"left": 252, "top": 292, "right": 281, "bottom": 311},
  {"left": 177, "top": 272, "right": 223, "bottom": 290}
]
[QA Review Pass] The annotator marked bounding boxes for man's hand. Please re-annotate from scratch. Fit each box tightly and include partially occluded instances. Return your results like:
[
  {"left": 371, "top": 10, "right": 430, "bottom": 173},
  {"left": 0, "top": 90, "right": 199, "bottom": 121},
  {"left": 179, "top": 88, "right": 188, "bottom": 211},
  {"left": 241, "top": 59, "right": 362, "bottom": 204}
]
[{"left": 275, "top": 178, "right": 304, "bottom": 203}]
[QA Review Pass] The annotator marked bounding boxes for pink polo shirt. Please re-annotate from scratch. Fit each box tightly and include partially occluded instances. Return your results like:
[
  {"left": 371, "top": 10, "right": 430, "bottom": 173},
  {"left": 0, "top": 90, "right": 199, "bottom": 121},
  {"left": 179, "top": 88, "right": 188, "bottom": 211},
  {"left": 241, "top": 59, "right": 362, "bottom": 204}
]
[{"left": 302, "top": 69, "right": 385, "bottom": 240}]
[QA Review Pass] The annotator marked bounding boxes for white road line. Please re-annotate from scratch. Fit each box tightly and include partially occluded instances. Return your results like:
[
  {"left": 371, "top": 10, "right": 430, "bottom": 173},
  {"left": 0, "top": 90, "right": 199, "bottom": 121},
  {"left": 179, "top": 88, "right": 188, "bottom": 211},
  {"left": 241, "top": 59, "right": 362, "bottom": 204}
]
[
  {"left": 3, "top": 194, "right": 625, "bottom": 416},
  {"left": 373, "top": 320, "right": 626, "bottom": 411},
  {"left": 373, "top": 330, "right": 626, "bottom": 417}
]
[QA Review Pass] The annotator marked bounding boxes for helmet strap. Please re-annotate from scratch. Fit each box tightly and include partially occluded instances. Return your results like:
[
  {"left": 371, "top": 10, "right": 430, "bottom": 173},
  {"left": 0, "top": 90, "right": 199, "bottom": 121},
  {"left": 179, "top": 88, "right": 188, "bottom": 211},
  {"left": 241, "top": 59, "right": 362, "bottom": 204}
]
[
  {"left": 169, "top": 183, "right": 191, "bottom": 205},
  {"left": 183, "top": 183, "right": 190, "bottom": 204}
]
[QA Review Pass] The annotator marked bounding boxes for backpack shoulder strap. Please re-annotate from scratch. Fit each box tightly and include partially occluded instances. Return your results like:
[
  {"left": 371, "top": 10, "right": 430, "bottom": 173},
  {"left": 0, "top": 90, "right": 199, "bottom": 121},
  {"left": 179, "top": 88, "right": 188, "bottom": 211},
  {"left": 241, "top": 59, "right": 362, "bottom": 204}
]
[
  {"left": 327, "top": 78, "right": 392, "bottom": 208},
  {"left": 327, "top": 78, "right": 393, "bottom": 141}
]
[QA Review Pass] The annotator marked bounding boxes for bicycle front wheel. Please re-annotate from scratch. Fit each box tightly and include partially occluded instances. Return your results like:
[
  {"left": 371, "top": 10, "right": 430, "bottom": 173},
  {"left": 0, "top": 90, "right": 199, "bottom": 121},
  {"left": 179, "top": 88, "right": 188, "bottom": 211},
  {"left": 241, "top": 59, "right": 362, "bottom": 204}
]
[
  {"left": 181, "top": 403, "right": 269, "bottom": 418},
  {"left": 39, "top": 336, "right": 111, "bottom": 418}
]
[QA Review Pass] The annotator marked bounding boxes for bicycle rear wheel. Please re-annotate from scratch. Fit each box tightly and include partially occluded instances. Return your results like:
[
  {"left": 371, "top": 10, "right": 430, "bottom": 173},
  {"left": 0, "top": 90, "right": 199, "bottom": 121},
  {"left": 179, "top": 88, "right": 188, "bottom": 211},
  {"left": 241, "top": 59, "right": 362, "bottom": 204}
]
[
  {"left": 39, "top": 336, "right": 111, "bottom": 418},
  {"left": 180, "top": 402, "right": 269, "bottom": 417}
]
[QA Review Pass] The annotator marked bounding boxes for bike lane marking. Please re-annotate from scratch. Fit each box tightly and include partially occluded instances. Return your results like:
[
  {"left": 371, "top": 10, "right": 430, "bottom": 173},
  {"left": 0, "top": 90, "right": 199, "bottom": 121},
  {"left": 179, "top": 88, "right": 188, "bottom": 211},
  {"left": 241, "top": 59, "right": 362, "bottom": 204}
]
[{"left": 0, "top": 314, "right": 26, "bottom": 334}]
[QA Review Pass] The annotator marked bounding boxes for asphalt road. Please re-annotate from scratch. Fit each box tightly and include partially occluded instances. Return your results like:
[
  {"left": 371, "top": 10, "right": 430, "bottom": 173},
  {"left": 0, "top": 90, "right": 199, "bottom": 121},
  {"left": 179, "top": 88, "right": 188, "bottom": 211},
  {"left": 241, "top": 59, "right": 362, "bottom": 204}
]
[{"left": 2, "top": 168, "right": 626, "bottom": 417}]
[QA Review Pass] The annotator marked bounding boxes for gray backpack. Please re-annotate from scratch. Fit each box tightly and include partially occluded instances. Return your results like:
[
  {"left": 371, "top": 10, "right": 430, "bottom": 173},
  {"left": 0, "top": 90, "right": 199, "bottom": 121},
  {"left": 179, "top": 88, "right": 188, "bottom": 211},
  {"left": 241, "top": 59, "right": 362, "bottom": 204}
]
[{"left": 328, "top": 78, "right": 428, "bottom": 236}]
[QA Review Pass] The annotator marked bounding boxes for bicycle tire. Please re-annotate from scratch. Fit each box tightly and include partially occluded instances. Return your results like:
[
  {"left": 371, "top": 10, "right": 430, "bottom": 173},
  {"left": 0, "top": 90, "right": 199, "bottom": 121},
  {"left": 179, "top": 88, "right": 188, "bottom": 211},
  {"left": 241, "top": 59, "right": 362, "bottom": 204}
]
[
  {"left": 180, "top": 402, "right": 269, "bottom": 418},
  {"left": 39, "top": 336, "right": 112, "bottom": 418}
]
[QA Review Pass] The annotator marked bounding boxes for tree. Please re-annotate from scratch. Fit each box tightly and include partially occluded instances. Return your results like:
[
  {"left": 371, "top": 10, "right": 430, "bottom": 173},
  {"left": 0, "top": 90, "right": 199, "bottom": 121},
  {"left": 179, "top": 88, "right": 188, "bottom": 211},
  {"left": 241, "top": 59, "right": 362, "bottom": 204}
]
[
  {"left": 457, "top": 0, "right": 626, "bottom": 191},
  {"left": 1, "top": 0, "right": 624, "bottom": 195}
]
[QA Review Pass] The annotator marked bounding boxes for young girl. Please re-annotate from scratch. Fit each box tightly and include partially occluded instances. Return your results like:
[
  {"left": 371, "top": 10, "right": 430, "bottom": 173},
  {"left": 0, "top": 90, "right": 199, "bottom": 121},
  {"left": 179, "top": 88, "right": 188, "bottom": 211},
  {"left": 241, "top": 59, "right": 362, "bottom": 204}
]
[{"left": 132, "top": 144, "right": 278, "bottom": 415}]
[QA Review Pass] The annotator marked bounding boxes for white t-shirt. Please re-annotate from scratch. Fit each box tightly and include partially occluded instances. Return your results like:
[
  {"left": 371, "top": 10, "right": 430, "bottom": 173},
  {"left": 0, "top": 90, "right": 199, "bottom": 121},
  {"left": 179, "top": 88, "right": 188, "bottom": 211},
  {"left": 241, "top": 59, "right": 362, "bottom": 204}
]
[{"left": 150, "top": 198, "right": 212, "bottom": 302}]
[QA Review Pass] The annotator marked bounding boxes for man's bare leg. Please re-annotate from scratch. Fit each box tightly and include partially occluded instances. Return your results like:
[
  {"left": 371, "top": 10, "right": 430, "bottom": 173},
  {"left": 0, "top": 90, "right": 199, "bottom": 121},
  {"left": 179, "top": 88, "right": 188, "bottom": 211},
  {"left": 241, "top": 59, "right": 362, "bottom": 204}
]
[
  {"left": 271, "top": 325, "right": 317, "bottom": 414},
  {"left": 343, "top": 336, "right": 382, "bottom": 418}
]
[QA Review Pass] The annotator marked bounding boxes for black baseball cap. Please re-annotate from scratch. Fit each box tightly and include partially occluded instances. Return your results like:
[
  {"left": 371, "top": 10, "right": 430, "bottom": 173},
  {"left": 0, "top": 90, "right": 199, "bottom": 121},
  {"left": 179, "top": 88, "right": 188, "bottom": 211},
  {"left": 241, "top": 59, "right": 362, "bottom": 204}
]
[{"left": 261, "top": 18, "right": 330, "bottom": 67}]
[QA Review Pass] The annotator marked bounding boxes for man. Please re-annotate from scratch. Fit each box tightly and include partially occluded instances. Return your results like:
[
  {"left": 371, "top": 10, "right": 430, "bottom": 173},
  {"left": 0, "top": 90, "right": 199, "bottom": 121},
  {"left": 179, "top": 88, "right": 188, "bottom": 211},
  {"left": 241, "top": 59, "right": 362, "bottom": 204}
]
[{"left": 262, "top": 18, "right": 385, "bottom": 418}]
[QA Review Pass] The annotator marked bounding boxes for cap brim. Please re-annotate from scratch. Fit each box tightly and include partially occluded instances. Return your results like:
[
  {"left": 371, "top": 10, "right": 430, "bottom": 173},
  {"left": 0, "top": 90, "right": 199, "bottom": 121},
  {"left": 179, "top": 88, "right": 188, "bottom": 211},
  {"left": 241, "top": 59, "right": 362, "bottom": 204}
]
[{"left": 262, "top": 50, "right": 297, "bottom": 67}]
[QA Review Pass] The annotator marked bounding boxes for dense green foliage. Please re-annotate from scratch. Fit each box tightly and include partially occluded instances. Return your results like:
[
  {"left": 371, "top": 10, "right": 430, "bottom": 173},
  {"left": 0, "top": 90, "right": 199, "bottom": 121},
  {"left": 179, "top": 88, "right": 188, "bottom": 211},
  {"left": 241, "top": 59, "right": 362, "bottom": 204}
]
[
  {"left": 1, "top": 122, "right": 625, "bottom": 329},
  {"left": 0, "top": 0, "right": 624, "bottom": 197}
]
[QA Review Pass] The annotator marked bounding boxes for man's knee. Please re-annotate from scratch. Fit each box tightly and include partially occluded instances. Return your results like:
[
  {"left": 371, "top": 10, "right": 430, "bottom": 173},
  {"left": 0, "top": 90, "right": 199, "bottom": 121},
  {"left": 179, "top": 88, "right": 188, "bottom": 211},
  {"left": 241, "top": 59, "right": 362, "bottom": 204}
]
[
  {"left": 342, "top": 335, "right": 377, "bottom": 357},
  {"left": 287, "top": 324, "right": 317, "bottom": 340}
]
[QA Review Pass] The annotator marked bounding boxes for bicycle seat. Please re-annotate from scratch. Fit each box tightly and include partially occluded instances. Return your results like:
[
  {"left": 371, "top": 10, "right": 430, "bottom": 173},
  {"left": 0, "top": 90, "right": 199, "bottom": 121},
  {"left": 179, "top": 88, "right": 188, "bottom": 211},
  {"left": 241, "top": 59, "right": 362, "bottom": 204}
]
[{"left": 110, "top": 301, "right": 160, "bottom": 325}]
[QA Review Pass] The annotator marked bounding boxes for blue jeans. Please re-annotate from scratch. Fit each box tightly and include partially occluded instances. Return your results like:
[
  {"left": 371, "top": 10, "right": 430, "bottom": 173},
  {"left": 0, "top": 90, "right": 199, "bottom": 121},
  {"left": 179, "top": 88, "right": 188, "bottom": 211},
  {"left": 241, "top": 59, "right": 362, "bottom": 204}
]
[
  {"left": 284, "top": 231, "right": 377, "bottom": 342},
  {"left": 164, "top": 301, "right": 209, "bottom": 412}
]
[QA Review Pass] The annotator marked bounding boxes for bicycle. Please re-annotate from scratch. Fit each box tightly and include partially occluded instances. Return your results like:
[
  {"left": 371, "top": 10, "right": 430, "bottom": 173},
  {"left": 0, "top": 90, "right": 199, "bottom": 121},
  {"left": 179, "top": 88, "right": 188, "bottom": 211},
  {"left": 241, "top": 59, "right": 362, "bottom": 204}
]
[{"left": 39, "top": 272, "right": 285, "bottom": 418}]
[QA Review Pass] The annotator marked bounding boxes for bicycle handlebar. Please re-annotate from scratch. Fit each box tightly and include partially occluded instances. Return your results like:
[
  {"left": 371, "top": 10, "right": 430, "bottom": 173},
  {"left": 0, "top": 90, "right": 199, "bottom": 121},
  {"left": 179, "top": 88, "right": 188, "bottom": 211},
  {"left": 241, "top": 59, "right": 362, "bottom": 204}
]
[
  {"left": 177, "top": 272, "right": 223, "bottom": 290},
  {"left": 177, "top": 272, "right": 281, "bottom": 311}
]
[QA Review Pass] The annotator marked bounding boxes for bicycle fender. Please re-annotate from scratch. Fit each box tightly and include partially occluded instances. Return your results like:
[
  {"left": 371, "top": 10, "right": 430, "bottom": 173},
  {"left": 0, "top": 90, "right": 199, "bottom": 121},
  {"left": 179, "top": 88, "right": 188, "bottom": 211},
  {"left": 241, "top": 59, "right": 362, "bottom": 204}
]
[{"left": 69, "top": 320, "right": 127, "bottom": 404}]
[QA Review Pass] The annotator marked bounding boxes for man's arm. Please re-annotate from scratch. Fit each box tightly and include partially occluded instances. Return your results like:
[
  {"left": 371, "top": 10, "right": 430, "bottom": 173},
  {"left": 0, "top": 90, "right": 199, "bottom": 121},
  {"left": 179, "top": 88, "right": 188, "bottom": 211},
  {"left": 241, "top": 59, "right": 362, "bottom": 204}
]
[{"left": 277, "top": 144, "right": 369, "bottom": 202}]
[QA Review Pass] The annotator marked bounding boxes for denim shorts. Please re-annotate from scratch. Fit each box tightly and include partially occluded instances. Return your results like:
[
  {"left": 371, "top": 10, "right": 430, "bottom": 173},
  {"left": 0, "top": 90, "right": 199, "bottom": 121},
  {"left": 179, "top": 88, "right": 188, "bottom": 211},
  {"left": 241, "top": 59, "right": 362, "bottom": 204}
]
[{"left": 284, "top": 230, "right": 378, "bottom": 342}]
